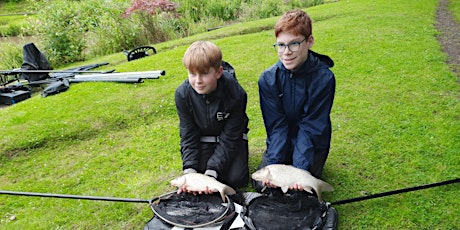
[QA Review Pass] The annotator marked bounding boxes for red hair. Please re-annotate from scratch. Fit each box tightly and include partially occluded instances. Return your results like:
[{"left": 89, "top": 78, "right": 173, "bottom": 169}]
[{"left": 274, "top": 9, "right": 312, "bottom": 38}]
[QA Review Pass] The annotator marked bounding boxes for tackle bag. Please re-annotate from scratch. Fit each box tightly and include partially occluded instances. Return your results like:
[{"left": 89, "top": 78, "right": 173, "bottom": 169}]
[{"left": 0, "top": 90, "right": 31, "bottom": 105}]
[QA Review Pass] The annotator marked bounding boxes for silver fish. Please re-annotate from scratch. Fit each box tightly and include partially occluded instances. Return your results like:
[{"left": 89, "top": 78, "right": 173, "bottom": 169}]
[
  {"left": 251, "top": 164, "right": 334, "bottom": 201},
  {"left": 170, "top": 173, "right": 236, "bottom": 202}
]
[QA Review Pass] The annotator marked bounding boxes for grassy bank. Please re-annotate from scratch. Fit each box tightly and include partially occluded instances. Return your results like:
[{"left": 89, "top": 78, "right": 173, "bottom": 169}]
[
  {"left": 0, "top": 0, "right": 459, "bottom": 229},
  {"left": 0, "top": 1, "right": 35, "bottom": 37}
]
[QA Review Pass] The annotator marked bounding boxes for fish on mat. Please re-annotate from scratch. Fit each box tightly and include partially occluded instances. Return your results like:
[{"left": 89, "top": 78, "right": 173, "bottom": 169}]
[
  {"left": 251, "top": 164, "right": 334, "bottom": 201},
  {"left": 170, "top": 173, "right": 236, "bottom": 202}
]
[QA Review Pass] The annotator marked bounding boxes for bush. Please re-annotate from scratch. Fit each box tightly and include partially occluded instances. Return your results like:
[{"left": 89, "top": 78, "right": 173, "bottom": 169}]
[
  {"left": 32, "top": 0, "right": 87, "bottom": 66},
  {"left": 122, "top": 0, "right": 181, "bottom": 43},
  {"left": 83, "top": 0, "right": 148, "bottom": 57},
  {"left": 27, "top": 0, "right": 324, "bottom": 67}
]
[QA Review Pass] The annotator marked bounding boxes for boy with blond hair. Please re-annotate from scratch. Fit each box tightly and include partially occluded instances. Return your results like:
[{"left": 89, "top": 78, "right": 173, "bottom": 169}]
[{"left": 175, "top": 41, "right": 249, "bottom": 194}]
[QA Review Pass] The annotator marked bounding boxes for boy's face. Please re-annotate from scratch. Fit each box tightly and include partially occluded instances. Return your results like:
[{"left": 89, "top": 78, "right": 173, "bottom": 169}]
[
  {"left": 187, "top": 66, "right": 223, "bottom": 95},
  {"left": 276, "top": 31, "right": 313, "bottom": 71}
]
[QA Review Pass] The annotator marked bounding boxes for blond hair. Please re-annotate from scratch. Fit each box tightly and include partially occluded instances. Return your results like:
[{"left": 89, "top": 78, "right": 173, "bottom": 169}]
[{"left": 183, "top": 41, "right": 222, "bottom": 73}]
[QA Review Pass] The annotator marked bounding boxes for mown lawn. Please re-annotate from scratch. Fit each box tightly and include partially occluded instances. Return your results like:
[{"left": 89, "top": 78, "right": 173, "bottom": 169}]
[{"left": 0, "top": 0, "right": 459, "bottom": 229}]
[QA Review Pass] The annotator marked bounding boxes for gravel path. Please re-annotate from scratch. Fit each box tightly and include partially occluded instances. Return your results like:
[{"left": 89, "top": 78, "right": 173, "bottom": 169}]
[{"left": 435, "top": 0, "right": 460, "bottom": 78}]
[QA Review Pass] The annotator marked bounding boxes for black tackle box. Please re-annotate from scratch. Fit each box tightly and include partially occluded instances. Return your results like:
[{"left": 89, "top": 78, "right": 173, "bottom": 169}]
[{"left": 0, "top": 90, "right": 31, "bottom": 105}]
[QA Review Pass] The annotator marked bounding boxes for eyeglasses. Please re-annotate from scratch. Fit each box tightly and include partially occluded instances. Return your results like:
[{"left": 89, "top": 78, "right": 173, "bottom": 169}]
[{"left": 273, "top": 38, "right": 307, "bottom": 53}]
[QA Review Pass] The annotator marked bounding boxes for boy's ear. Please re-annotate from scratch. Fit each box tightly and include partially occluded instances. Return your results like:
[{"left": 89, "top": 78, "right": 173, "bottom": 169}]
[
  {"left": 216, "top": 66, "right": 223, "bottom": 79},
  {"left": 307, "top": 35, "right": 314, "bottom": 49}
]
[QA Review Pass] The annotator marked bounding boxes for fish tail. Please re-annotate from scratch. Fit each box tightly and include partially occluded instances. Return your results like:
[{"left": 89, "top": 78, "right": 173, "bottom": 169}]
[{"left": 320, "top": 181, "right": 334, "bottom": 192}]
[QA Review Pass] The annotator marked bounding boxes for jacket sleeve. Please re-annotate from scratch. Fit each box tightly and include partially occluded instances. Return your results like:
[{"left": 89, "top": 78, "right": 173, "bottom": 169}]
[
  {"left": 175, "top": 84, "right": 202, "bottom": 171},
  {"left": 207, "top": 79, "right": 248, "bottom": 174},
  {"left": 294, "top": 69, "right": 335, "bottom": 170},
  {"left": 258, "top": 69, "right": 291, "bottom": 165}
]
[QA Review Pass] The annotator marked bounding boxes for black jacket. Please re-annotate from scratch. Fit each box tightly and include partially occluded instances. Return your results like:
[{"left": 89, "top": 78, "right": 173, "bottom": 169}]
[
  {"left": 175, "top": 71, "right": 249, "bottom": 187},
  {"left": 258, "top": 50, "right": 335, "bottom": 171}
]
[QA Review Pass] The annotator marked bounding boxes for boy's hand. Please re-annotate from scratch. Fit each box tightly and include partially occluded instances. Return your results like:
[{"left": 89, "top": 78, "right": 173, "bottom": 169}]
[{"left": 177, "top": 185, "right": 215, "bottom": 195}]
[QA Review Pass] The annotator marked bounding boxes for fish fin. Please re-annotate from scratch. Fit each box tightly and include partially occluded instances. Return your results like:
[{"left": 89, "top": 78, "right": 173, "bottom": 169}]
[
  {"left": 218, "top": 189, "right": 227, "bottom": 202},
  {"left": 221, "top": 193, "right": 227, "bottom": 202},
  {"left": 281, "top": 186, "right": 289, "bottom": 193},
  {"left": 320, "top": 181, "right": 334, "bottom": 192},
  {"left": 317, "top": 193, "right": 323, "bottom": 202},
  {"left": 302, "top": 185, "right": 314, "bottom": 194},
  {"left": 224, "top": 186, "right": 236, "bottom": 195}
]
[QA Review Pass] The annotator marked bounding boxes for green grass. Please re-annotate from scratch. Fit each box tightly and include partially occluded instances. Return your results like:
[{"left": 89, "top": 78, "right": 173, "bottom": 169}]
[
  {"left": 0, "top": 1, "right": 35, "bottom": 37},
  {"left": 449, "top": 0, "right": 460, "bottom": 23},
  {"left": 1, "top": 0, "right": 459, "bottom": 229}
]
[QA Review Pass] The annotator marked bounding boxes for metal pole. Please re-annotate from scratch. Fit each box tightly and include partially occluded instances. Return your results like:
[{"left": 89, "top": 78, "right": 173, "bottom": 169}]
[
  {"left": 73, "top": 70, "right": 165, "bottom": 80},
  {"left": 70, "top": 78, "right": 144, "bottom": 83}
]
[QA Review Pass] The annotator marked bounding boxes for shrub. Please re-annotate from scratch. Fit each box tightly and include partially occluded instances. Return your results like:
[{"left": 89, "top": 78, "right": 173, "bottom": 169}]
[
  {"left": 122, "top": 0, "right": 180, "bottom": 43},
  {"left": 83, "top": 0, "right": 148, "bottom": 57},
  {"left": 31, "top": 0, "right": 146, "bottom": 66},
  {"left": 122, "top": 0, "right": 178, "bottom": 18},
  {"left": 32, "top": 0, "right": 87, "bottom": 66},
  {"left": 26, "top": 0, "right": 325, "bottom": 67}
]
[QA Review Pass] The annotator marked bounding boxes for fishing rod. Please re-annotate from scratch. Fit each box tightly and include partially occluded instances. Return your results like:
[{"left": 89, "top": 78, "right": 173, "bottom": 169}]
[
  {"left": 2, "top": 178, "right": 457, "bottom": 206},
  {"left": 0, "top": 190, "right": 151, "bottom": 204},
  {"left": 330, "top": 178, "right": 459, "bottom": 205}
]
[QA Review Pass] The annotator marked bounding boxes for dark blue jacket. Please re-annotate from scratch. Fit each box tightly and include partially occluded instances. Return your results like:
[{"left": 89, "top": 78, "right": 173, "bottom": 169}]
[{"left": 258, "top": 50, "right": 335, "bottom": 171}]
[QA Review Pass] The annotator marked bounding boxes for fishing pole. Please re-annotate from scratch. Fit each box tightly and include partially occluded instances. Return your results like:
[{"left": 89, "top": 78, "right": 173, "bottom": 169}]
[
  {"left": 330, "top": 178, "right": 459, "bottom": 205},
  {"left": 2, "top": 178, "right": 457, "bottom": 206},
  {"left": 0, "top": 190, "right": 151, "bottom": 204}
]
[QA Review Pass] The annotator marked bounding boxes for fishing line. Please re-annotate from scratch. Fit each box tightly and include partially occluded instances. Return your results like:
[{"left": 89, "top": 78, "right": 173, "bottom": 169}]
[{"left": 331, "top": 178, "right": 459, "bottom": 205}]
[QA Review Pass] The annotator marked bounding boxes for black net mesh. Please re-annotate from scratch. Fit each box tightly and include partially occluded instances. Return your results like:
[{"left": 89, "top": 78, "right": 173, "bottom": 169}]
[
  {"left": 150, "top": 192, "right": 233, "bottom": 228},
  {"left": 244, "top": 192, "right": 328, "bottom": 230}
]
